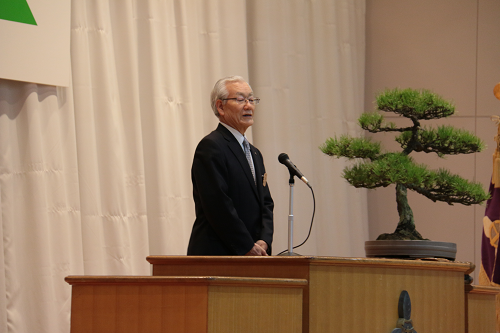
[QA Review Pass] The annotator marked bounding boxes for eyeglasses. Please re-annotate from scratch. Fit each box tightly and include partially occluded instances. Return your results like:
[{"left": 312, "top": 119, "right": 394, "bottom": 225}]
[{"left": 222, "top": 97, "right": 260, "bottom": 105}]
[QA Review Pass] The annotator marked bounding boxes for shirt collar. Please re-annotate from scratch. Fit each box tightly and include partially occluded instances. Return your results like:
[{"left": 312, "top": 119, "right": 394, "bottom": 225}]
[{"left": 220, "top": 122, "right": 246, "bottom": 150}]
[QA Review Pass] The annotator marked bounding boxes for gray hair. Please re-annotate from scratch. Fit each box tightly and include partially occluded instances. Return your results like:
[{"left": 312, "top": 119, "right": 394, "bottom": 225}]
[{"left": 210, "top": 76, "right": 250, "bottom": 117}]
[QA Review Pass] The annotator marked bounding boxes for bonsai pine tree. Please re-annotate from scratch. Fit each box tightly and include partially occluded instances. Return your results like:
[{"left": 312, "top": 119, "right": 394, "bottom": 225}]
[{"left": 320, "top": 88, "right": 489, "bottom": 240}]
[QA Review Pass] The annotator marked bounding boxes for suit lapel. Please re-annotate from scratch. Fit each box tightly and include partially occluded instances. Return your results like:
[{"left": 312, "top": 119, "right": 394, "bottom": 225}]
[{"left": 217, "top": 125, "right": 259, "bottom": 198}]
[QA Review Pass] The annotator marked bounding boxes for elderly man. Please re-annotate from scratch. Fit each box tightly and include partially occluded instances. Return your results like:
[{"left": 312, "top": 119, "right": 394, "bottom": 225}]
[{"left": 187, "top": 76, "right": 274, "bottom": 256}]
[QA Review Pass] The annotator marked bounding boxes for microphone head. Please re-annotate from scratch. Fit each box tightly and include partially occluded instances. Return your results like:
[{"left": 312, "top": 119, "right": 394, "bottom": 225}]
[{"left": 278, "top": 153, "right": 289, "bottom": 164}]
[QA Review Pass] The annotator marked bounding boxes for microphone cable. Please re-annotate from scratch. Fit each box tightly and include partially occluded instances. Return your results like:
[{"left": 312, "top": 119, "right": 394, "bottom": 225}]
[{"left": 277, "top": 184, "right": 316, "bottom": 255}]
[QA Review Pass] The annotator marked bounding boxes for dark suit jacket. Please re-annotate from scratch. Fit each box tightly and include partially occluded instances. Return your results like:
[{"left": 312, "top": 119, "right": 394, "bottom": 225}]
[{"left": 187, "top": 124, "right": 274, "bottom": 255}]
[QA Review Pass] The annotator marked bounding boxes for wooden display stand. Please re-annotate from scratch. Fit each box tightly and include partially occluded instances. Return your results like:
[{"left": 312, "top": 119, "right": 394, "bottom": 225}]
[
  {"left": 146, "top": 256, "right": 475, "bottom": 333},
  {"left": 65, "top": 276, "right": 306, "bottom": 333},
  {"left": 465, "top": 285, "right": 499, "bottom": 332}
]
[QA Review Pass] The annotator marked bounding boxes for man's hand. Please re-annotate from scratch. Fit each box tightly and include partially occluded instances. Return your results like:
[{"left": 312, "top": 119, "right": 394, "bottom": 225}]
[
  {"left": 255, "top": 240, "right": 268, "bottom": 252},
  {"left": 245, "top": 241, "right": 268, "bottom": 256}
]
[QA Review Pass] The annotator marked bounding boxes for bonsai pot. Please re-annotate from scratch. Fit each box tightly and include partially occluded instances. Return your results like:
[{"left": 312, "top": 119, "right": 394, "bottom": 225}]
[{"left": 365, "top": 240, "right": 457, "bottom": 261}]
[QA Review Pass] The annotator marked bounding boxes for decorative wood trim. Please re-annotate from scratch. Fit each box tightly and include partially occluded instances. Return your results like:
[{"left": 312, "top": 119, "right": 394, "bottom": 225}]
[
  {"left": 465, "top": 285, "right": 500, "bottom": 295},
  {"left": 146, "top": 255, "right": 474, "bottom": 274},
  {"left": 146, "top": 255, "right": 313, "bottom": 266},
  {"left": 309, "top": 257, "right": 474, "bottom": 273},
  {"left": 65, "top": 275, "right": 308, "bottom": 289}
]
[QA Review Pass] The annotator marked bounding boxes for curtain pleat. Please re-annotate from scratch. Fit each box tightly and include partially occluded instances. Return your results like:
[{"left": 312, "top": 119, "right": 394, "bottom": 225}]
[
  {"left": 0, "top": 0, "right": 366, "bottom": 331},
  {"left": 0, "top": 80, "right": 81, "bottom": 332}
]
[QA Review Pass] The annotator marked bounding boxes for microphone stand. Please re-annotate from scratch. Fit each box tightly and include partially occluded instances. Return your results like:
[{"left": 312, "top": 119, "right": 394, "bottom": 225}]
[{"left": 279, "top": 170, "right": 302, "bottom": 256}]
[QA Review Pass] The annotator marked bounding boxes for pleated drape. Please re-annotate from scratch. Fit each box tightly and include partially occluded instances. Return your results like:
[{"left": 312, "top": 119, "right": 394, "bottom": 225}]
[{"left": 0, "top": 1, "right": 366, "bottom": 331}]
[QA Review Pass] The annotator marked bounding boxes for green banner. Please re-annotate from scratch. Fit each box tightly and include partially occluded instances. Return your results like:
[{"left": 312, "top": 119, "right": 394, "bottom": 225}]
[{"left": 0, "top": 0, "right": 37, "bottom": 25}]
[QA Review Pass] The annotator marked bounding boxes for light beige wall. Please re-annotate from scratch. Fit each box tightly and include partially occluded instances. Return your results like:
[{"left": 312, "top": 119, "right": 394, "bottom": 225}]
[{"left": 365, "top": 0, "right": 500, "bottom": 281}]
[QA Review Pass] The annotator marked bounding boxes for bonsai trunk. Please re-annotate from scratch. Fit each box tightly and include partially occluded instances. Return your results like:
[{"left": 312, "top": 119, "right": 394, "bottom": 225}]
[{"left": 376, "top": 183, "right": 425, "bottom": 240}]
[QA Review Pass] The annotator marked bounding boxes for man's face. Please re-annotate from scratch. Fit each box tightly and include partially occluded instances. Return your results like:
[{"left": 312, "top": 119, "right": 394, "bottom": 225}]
[{"left": 216, "top": 81, "right": 255, "bottom": 134}]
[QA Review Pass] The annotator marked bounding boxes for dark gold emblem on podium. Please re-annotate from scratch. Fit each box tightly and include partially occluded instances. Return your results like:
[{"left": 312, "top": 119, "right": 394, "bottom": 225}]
[{"left": 391, "top": 290, "right": 417, "bottom": 333}]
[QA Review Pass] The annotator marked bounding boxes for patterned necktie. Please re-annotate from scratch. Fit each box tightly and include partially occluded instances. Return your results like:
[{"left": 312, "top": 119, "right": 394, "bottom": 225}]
[{"left": 243, "top": 138, "right": 256, "bottom": 184}]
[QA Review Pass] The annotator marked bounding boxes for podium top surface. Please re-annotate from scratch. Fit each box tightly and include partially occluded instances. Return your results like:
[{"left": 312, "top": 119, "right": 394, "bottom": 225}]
[{"left": 146, "top": 255, "right": 475, "bottom": 274}]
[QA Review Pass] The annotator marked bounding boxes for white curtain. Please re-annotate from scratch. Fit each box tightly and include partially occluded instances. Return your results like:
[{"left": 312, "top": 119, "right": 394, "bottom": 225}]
[
  {"left": 0, "top": 0, "right": 366, "bottom": 332},
  {"left": 248, "top": 0, "right": 367, "bottom": 255}
]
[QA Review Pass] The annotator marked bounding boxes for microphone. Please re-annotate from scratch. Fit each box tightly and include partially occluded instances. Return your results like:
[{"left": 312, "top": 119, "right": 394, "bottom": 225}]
[{"left": 278, "top": 153, "right": 310, "bottom": 186}]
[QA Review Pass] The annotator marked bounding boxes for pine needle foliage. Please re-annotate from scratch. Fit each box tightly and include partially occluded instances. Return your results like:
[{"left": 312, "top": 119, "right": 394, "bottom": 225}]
[
  {"left": 320, "top": 136, "right": 381, "bottom": 160},
  {"left": 320, "top": 88, "right": 489, "bottom": 240},
  {"left": 359, "top": 112, "right": 398, "bottom": 132},
  {"left": 376, "top": 88, "right": 455, "bottom": 119},
  {"left": 396, "top": 126, "right": 485, "bottom": 157}
]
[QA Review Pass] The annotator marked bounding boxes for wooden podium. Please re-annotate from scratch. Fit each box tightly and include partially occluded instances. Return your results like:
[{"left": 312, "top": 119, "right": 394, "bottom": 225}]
[
  {"left": 65, "top": 275, "right": 306, "bottom": 333},
  {"left": 146, "top": 255, "right": 478, "bottom": 333}
]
